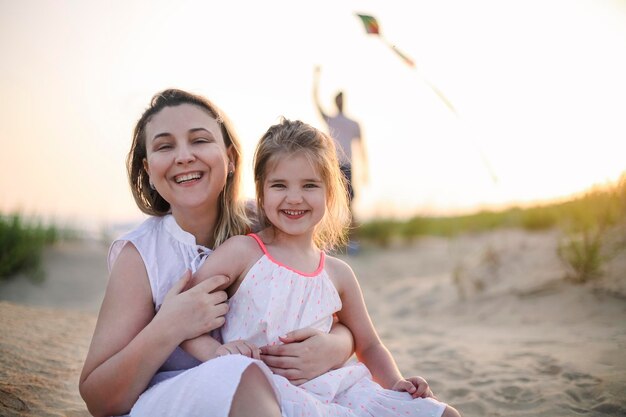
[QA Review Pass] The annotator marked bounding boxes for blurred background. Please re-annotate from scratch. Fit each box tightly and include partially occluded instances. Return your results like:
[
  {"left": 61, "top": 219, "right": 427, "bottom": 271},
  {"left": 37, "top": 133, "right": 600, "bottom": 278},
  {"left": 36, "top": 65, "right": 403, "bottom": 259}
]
[{"left": 1, "top": 0, "right": 625, "bottom": 236}]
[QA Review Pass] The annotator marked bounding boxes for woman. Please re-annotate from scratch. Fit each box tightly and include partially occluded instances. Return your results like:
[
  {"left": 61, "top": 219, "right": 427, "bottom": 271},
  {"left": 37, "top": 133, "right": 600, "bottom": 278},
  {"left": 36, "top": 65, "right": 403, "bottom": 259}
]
[{"left": 79, "top": 89, "right": 354, "bottom": 417}]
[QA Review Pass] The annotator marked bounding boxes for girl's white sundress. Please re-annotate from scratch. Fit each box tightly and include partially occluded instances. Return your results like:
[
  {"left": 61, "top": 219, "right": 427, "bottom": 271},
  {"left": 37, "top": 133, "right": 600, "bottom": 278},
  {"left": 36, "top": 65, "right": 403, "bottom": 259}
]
[
  {"left": 108, "top": 215, "right": 279, "bottom": 417},
  {"left": 220, "top": 233, "right": 447, "bottom": 417}
]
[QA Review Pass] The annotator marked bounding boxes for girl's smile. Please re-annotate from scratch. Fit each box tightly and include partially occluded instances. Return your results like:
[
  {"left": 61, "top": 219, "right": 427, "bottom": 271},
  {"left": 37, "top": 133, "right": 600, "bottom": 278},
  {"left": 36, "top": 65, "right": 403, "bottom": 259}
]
[{"left": 263, "top": 152, "right": 327, "bottom": 239}]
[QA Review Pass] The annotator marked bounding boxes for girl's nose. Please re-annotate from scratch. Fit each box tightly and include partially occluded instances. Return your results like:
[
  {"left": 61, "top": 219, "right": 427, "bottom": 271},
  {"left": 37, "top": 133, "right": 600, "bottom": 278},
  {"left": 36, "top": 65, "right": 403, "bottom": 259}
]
[
  {"left": 175, "top": 144, "right": 195, "bottom": 164},
  {"left": 286, "top": 189, "right": 303, "bottom": 204}
]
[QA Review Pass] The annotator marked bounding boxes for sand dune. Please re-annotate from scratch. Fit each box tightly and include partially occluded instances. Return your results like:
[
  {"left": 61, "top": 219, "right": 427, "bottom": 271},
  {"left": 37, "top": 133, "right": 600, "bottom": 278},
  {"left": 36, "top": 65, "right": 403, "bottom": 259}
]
[{"left": 0, "top": 229, "right": 624, "bottom": 416}]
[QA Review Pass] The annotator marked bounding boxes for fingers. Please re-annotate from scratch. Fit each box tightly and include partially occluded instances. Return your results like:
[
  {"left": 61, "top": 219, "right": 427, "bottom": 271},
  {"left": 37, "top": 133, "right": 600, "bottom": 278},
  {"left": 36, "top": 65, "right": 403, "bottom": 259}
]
[
  {"left": 265, "top": 366, "right": 303, "bottom": 383},
  {"left": 218, "top": 341, "right": 261, "bottom": 359},
  {"left": 191, "top": 274, "right": 230, "bottom": 294},
  {"left": 406, "top": 376, "right": 430, "bottom": 398},
  {"left": 278, "top": 327, "right": 320, "bottom": 344},
  {"left": 259, "top": 343, "right": 298, "bottom": 358},
  {"left": 244, "top": 341, "right": 261, "bottom": 360},
  {"left": 167, "top": 269, "right": 192, "bottom": 296},
  {"left": 393, "top": 379, "right": 416, "bottom": 394},
  {"left": 260, "top": 351, "right": 299, "bottom": 370}
]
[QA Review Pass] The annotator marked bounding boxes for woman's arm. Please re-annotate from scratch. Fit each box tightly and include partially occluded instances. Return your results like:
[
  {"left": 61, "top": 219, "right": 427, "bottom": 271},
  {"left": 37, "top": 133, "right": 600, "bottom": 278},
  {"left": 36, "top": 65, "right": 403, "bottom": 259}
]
[
  {"left": 259, "top": 318, "right": 355, "bottom": 385},
  {"left": 79, "top": 244, "right": 228, "bottom": 417},
  {"left": 329, "top": 257, "right": 404, "bottom": 389}
]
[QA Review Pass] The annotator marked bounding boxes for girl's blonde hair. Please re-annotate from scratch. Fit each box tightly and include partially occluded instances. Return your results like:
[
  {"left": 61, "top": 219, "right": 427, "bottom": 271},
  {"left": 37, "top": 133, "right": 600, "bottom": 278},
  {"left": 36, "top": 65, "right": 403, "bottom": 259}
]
[
  {"left": 253, "top": 118, "right": 350, "bottom": 250},
  {"left": 127, "top": 89, "right": 250, "bottom": 248}
]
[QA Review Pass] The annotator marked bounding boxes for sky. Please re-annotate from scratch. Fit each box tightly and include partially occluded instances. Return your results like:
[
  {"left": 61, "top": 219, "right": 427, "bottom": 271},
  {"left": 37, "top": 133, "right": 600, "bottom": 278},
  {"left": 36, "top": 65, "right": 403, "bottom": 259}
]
[{"left": 1, "top": 0, "right": 625, "bottom": 233}]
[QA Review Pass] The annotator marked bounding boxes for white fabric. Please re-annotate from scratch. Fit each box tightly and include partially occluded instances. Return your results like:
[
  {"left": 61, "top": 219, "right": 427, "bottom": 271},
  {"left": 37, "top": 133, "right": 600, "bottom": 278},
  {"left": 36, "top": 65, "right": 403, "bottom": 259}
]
[
  {"left": 130, "top": 355, "right": 277, "bottom": 417},
  {"left": 323, "top": 113, "right": 361, "bottom": 164},
  {"left": 108, "top": 215, "right": 212, "bottom": 310},
  {"left": 108, "top": 216, "right": 279, "bottom": 417},
  {"left": 220, "top": 235, "right": 448, "bottom": 417}
]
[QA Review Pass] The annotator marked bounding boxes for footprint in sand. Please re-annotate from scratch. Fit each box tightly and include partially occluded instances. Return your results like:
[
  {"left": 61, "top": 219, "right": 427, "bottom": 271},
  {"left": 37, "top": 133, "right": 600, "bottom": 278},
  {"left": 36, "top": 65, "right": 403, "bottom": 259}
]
[{"left": 0, "top": 389, "right": 28, "bottom": 412}]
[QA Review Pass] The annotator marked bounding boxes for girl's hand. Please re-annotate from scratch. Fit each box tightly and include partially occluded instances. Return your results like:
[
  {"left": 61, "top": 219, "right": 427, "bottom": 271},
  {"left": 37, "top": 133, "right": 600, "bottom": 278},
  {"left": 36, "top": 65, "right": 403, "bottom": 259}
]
[
  {"left": 156, "top": 270, "right": 230, "bottom": 342},
  {"left": 392, "top": 376, "right": 436, "bottom": 399},
  {"left": 259, "top": 328, "right": 343, "bottom": 385},
  {"left": 216, "top": 340, "right": 261, "bottom": 359}
]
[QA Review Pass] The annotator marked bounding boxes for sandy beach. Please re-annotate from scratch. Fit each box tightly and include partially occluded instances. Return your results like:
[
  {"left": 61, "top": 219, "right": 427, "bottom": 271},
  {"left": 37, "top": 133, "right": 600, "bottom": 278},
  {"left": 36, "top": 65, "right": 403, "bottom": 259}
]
[{"left": 1, "top": 229, "right": 624, "bottom": 416}]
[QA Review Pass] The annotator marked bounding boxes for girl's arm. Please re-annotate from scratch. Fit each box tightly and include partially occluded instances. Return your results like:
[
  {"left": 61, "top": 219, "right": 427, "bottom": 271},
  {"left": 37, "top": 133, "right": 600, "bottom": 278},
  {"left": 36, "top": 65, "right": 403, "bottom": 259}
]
[
  {"left": 329, "top": 257, "right": 404, "bottom": 389},
  {"left": 179, "top": 235, "right": 258, "bottom": 361},
  {"left": 79, "top": 243, "right": 229, "bottom": 417}
]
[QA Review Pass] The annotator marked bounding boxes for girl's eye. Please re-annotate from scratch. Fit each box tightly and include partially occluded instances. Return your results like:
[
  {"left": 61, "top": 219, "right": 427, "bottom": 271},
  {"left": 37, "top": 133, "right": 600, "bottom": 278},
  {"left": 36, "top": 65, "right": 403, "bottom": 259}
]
[
  {"left": 304, "top": 183, "right": 319, "bottom": 189},
  {"left": 270, "top": 183, "right": 286, "bottom": 189}
]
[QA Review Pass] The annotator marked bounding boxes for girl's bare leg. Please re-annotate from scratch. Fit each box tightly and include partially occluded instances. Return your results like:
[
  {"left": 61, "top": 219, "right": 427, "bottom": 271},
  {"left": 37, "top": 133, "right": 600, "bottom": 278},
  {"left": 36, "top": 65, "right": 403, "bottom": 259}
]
[{"left": 229, "top": 364, "right": 282, "bottom": 417}]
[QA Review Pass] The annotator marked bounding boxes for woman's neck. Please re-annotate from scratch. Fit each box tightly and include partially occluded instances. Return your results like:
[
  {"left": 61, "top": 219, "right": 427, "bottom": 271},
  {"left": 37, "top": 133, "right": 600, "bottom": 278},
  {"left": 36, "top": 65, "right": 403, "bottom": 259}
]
[{"left": 172, "top": 205, "right": 219, "bottom": 248}]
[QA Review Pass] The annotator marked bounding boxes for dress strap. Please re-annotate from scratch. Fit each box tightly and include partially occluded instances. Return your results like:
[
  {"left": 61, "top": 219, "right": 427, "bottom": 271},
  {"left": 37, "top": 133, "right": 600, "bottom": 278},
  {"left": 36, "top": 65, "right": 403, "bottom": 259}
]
[
  {"left": 246, "top": 233, "right": 326, "bottom": 277},
  {"left": 247, "top": 233, "right": 269, "bottom": 255}
]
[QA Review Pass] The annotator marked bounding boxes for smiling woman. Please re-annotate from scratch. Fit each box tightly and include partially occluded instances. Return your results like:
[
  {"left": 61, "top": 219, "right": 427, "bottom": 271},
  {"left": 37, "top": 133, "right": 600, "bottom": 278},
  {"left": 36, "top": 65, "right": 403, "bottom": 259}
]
[{"left": 143, "top": 105, "right": 234, "bottom": 234}]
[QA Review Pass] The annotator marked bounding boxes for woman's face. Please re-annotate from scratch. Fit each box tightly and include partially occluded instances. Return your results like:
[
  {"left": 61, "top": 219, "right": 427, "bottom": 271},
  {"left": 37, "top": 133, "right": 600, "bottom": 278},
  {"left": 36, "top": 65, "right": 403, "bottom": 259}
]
[{"left": 143, "top": 104, "right": 232, "bottom": 216}]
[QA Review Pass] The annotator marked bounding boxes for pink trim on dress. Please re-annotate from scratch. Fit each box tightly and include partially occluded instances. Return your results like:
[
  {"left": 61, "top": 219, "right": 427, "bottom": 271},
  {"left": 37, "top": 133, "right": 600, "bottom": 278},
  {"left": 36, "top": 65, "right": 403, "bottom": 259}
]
[{"left": 247, "top": 233, "right": 325, "bottom": 277}]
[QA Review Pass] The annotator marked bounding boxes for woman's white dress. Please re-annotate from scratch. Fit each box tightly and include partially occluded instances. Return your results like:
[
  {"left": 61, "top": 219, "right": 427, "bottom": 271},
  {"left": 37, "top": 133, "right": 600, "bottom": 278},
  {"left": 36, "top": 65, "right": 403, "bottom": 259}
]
[{"left": 109, "top": 216, "right": 276, "bottom": 417}]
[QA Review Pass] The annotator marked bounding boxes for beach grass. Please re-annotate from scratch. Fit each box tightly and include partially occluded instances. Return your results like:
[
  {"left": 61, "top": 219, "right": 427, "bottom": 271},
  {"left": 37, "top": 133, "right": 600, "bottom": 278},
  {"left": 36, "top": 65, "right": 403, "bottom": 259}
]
[
  {"left": 358, "top": 173, "right": 626, "bottom": 283},
  {"left": 0, "top": 213, "right": 65, "bottom": 282},
  {"left": 360, "top": 173, "right": 625, "bottom": 242}
]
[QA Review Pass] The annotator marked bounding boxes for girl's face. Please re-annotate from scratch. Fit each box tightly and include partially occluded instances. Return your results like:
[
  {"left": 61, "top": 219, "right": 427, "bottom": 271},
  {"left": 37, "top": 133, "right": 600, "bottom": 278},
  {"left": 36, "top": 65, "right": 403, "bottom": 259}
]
[
  {"left": 262, "top": 152, "right": 327, "bottom": 239},
  {"left": 143, "top": 104, "right": 232, "bottom": 216}
]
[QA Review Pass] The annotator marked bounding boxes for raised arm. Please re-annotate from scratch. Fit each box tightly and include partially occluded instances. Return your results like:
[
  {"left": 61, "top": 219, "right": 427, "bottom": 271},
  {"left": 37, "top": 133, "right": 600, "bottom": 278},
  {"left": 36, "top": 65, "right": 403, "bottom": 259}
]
[
  {"left": 329, "top": 257, "right": 404, "bottom": 389},
  {"left": 79, "top": 243, "right": 228, "bottom": 417},
  {"left": 313, "top": 66, "right": 329, "bottom": 120}
]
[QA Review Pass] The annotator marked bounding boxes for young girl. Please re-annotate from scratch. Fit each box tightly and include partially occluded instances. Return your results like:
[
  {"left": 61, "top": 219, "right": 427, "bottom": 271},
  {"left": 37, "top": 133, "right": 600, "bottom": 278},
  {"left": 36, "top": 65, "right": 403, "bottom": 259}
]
[{"left": 186, "top": 118, "right": 461, "bottom": 417}]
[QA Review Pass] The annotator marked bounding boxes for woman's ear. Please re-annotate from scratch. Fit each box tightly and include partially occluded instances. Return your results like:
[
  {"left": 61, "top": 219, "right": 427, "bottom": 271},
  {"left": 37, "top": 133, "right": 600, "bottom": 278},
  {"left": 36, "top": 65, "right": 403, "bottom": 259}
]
[
  {"left": 143, "top": 159, "right": 155, "bottom": 189},
  {"left": 143, "top": 158, "right": 150, "bottom": 176},
  {"left": 226, "top": 146, "right": 236, "bottom": 174}
]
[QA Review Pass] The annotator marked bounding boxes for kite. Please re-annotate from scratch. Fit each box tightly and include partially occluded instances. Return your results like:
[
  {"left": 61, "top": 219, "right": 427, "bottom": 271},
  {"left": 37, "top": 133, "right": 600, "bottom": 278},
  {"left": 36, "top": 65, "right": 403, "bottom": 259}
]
[
  {"left": 355, "top": 13, "right": 498, "bottom": 184},
  {"left": 356, "top": 14, "right": 415, "bottom": 68},
  {"left": 355, "top": 13, "right": 456, "bottom": 115}
]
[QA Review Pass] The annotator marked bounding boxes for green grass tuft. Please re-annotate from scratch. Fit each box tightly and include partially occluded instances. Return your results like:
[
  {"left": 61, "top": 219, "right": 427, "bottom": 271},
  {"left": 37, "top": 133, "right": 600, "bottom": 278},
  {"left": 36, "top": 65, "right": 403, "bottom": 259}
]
[{"left": 0, "top": 213, "right": 61, "bottom": 282}]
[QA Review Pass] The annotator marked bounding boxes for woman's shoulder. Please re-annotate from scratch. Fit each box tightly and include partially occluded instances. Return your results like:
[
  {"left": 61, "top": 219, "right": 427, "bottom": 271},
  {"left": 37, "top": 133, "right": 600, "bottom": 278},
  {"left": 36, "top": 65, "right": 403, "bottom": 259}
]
[
  {"left": 107, "top": 216, "right": 163, "bottom": 271},
  {"left": 114, "top": 216, "right": 163, "bottom": 242}
]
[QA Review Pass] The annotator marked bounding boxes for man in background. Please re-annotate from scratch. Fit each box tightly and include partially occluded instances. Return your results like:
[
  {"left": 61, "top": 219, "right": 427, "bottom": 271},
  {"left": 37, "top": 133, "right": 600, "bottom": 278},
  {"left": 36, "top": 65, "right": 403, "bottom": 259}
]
[{"left": 313, "top": 66, "right": 368, "bottom": 253}]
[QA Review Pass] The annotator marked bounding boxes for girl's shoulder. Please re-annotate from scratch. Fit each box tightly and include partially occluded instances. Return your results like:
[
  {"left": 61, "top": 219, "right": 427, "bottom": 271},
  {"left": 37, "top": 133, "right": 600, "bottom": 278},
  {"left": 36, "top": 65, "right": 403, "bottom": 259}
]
[
  {"left": 324, "top": 255, "right": 358, "bottom": 284},
  {"left": 217, "top": 234, "right": 263, "bottom": 254}
]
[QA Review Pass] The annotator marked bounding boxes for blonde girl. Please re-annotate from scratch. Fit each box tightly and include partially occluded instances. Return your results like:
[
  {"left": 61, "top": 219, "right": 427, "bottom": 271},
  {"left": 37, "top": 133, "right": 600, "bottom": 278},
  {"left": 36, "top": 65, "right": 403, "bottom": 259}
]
[{"left": 186, "top": 118, "right": 461, "bottom": 417}]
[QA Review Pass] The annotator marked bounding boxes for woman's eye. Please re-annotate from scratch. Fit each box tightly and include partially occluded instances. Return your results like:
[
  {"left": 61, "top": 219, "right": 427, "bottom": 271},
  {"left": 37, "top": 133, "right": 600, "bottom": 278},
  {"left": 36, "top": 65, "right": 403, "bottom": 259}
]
[
  {"left": 156, "top": 144, "right": 172, "bottom": 151},
  {"left": 192, "top": 137, "right": 211, "bottom": 144}
]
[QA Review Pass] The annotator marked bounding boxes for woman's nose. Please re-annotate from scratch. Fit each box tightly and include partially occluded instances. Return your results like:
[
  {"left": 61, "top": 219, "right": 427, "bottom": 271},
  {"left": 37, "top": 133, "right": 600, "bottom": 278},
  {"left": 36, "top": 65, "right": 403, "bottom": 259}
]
[{"left": 175, "top": 144, "right": 195, "bottom": 164}]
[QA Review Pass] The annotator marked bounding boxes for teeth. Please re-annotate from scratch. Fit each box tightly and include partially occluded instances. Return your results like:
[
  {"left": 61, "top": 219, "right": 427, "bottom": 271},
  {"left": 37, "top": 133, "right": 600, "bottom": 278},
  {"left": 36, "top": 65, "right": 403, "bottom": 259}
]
[
  {"left": 284, "top": 210, "right": 305, "bottom": 216},
  {"left": 175, "top": 172, "right": 201, "bottom": 184}
]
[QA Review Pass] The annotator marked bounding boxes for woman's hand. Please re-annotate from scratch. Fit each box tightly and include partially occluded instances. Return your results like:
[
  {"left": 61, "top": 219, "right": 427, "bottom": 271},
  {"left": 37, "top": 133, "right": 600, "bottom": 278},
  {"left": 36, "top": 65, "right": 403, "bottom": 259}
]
[
  {"left": 155, "top": 270, "right": 230, "bottom": 342},
  {"left": 259, "top": 326, "right": 352, "bottom": 385}
]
